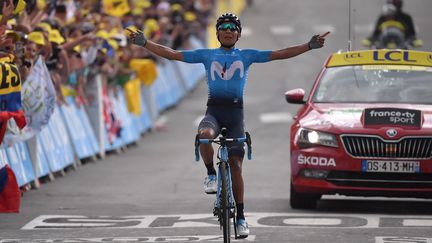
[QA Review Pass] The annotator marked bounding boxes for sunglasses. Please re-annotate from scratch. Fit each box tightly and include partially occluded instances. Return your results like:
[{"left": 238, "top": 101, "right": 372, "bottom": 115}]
[{"left": 217, "top": 22, "right": 239, "bottom": 32}]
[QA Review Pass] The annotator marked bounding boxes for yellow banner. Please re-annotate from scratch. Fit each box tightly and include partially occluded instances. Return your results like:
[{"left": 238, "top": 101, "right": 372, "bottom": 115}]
[{"left": 327, "top": 50, "right": 432, "bottom": 67}]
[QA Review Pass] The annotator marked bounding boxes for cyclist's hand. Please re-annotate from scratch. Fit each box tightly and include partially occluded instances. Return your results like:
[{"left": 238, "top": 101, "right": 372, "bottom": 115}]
[
  {"left": 308, "top": 31, "right": 330, "bottom": 50},
  {"left": 126, "top": 28, "right": 148, "bottom": 47}
]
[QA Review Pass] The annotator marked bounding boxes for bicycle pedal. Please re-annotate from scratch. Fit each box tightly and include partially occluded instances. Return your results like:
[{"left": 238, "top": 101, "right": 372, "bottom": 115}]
[{"left": 213, "top": 207, "right": 219, "bottom": 216}]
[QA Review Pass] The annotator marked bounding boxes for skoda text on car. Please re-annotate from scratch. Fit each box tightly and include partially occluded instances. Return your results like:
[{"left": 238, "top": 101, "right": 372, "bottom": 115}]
[{"left": 286, "top": 49, "right": 432, "bottom": 209}]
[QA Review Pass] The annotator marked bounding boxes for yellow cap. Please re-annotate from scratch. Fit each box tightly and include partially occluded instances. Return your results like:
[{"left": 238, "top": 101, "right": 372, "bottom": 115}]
[
  {"left": 48, "top": 29, "right": 65, "bottom": 44},
  {"left": 171, "top": 3, "right": 182, "bottom": 12},
  {"left": 108, "top": 28, "right": 120, "bottom": 38},
  {"left": 37, "top": 0, "right": 46, "bottom": 10},
  {"left": 7, "top": 19, "right": 16, "bottom": 27},
  {"left": 5, "top": 30, "right": 20, "bottom": 41},
  {"left": 143, "top": 19, "right": 159, "bottom": 38},
  {"left": 184, "top": 11, "right": 197, "bottom": 22},
  {"left": 96, "top": 30, "right": 109, "bottom": 39},
  {"left": 131, "top": 7, "right": 143, "bottom": 16},
  {"left": 103, "top": 0, "right": 131, "bottom": 17},
  {"left": 36, "top": 22, "right": 52, "bottom": 32},
  {"left": 135, "top": 0, "right": 151, "bottom": 8},
  {"left": 27, "top": 31, "right": 45, "bottom": 46}
]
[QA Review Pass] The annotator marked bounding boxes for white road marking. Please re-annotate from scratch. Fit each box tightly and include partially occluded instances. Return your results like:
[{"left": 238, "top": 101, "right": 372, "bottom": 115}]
[
  {"left": 283, "top": 218, "right": 342, "bottom": 226},
  {"left": 403, "top": 219, "right": 432, "bottom": 227},
  {"left": 270, "top": 25, "right": 294, "bottom": 35},
  {"left": 260, "top": 112, "right": 293, "bottom": 123},
  {"left": 313, "top": 24, "right": 336, "bottom": 35},
  {"left": 22, "top": 213, "right": 432, "bottom": 230},
  {"left": 376, "top": 236, "right": 432, "bottom": 243},
  {"left": 0, "top": 235, "right": 257, "bottom": 242}
]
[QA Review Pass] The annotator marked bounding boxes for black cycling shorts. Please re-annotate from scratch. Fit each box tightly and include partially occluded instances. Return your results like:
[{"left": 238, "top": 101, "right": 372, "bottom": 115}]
[{"left": 198, "top": 106, "right": 245, "bottom": 158}]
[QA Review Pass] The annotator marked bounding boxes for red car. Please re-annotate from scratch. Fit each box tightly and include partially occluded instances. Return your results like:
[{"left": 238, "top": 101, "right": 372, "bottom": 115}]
[{"left": 286, "top": 49, "right": 432, "bottom": 209}]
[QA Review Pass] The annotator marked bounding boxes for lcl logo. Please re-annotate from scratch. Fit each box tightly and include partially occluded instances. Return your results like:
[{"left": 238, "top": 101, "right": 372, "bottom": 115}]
[{"left": 386, "top": 128, "right": 398, "bottom": 138}]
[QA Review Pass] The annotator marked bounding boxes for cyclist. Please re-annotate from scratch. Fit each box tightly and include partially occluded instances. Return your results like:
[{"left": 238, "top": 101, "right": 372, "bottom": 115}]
[
  {"left": 363, "top": 0, "right": 422, "bottom": 48},
  {"left": 127, "top": 13, "right": 329, "bottom": 238}
]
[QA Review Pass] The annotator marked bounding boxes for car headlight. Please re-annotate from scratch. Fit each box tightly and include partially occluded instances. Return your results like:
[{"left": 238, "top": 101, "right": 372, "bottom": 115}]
[{"left": 297, "top": 128, "right": 339, "bottom": 148}]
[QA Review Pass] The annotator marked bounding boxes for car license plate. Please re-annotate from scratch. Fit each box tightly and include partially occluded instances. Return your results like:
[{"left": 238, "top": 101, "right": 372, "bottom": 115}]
[{"left": 361, "top": 160, "right": 420, "bottom": 173}]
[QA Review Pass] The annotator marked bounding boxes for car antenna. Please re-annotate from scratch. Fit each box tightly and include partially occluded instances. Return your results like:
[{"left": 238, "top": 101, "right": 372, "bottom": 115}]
[
  {"left": 348, "top": 0, "right": 356, "bottom": 51},
  {"left": 348, "top": 0, "right": 352, "bottom": 51}
]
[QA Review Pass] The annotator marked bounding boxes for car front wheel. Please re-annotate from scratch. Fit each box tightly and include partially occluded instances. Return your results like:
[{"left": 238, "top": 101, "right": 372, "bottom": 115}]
[{"left": 290, "top": 182, "right": 321, "bottom": 209}]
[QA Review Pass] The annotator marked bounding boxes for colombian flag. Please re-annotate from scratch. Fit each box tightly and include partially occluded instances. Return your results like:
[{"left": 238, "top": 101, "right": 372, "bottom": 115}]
[
  {"left": 0, "top": 165, "right": 21, "bottom": 212},
  {"left": 0, "top": 61, "right": 26, "bottom": 142},
  {"left": 0, "top": 59, "right": 25, "bottom": 212}
]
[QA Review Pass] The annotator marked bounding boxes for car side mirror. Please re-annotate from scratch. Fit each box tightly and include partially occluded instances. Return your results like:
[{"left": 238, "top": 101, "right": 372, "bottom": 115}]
[{"left": 285, "top": 89, "right": 306, "bottom": 104}]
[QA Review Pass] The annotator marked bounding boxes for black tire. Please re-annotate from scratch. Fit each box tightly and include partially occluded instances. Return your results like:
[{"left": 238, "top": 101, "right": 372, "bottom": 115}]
[
  {"left": 220, "top": 162, "right": 231, "bottom": 243},
  {"left": 290, "top": 182, "right": 321, "bottom": 209}
]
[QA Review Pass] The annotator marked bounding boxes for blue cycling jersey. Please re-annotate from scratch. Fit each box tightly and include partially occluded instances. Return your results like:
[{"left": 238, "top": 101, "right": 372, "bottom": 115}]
[{"left": 182, "top": 47, "right": 272, "bottom": 108}]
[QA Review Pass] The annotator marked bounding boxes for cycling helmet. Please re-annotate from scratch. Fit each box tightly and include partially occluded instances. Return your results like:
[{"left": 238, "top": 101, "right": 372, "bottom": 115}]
[
  {"left": 382, "top": 3, "right": 397, "bottom": 16},
  {"left": 216, "top": 13, "right": 242, "bottom": 33},
  {"left": 387, "top": 0, "right": 403, "bottom": 9}
]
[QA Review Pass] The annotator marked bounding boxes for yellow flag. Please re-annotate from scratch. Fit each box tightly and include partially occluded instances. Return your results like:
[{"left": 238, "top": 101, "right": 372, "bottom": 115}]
[
  {"left": 129, "top": 59, "right": 158, "bottom": 86},
  {"left": 124, "top": 78, "right": 142, "bottom": 115}
]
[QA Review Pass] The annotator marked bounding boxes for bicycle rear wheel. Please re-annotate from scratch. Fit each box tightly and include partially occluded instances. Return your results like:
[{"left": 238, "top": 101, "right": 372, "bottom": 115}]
[{"left": 220, "top": 162, "right": 231, "bottom": 243}]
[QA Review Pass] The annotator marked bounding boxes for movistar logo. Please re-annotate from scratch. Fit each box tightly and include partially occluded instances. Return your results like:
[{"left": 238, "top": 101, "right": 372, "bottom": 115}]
[{"left": 210, "top": 61, "right": 244, "bottom": 81}]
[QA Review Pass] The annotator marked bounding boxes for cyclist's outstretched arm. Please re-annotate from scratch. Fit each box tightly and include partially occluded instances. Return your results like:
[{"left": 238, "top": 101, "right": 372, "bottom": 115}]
[
  {"left": 145, "top": 41, "right": 184, "bottom": 61},
  {"left": 127, "top": 28, "right": 184, "bottom": 61},
  {"left": 269, "top": 43, "right": 310, "bottom": 60},
  {"left": 270, "top": 32, "right": 330, "bottom": 61}
]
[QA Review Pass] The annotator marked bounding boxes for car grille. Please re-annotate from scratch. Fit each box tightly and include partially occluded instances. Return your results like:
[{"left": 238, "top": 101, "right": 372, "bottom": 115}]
[
  {"left": 327, "top": 171, "right": 432, "bottom": 189},
  {"left": 341, "top": 135, "right": 432, "bottom": 159}
]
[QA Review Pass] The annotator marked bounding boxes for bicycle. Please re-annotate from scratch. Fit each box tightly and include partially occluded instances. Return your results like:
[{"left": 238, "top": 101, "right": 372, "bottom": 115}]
[{"left": 194, "top": 128, "right": 252, "bottom": 243}]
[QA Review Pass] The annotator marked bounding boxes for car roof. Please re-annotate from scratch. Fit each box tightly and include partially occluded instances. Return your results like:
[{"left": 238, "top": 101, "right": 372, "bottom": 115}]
[{"left": 326, "top": 49, "right": 432, "bottom": 68}]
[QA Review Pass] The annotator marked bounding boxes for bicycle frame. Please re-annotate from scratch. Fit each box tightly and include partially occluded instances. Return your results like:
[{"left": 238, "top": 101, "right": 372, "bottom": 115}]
[{"left": 194, "top": 128, "right": 252, "bottom": 242}]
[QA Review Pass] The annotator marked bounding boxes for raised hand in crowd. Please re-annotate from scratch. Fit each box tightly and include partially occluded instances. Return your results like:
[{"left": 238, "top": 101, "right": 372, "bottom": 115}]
[
  {"left": 0, "top": 0, "right": 14, "bottom": 26},
  {"left": 61, "top": 32, "right": 96, "bottom": 51},
  {"left": 16, "top": 11, "right": 32, "bottom": 33}
]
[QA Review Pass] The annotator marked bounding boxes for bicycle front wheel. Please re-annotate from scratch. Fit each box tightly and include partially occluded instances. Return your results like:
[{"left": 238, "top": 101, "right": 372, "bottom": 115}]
[{"left": 220, "top": 162, "right": 231, "bottom": 243}]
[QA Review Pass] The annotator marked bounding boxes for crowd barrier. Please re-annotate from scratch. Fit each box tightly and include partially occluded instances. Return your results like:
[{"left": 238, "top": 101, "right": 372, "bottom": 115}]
[{"left": 1, "top": 46, "right": 206, "bottom": 187}]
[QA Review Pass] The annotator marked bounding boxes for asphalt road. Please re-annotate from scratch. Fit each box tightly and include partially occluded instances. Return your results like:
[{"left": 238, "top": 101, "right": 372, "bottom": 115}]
[{"left": 2, "top": 0, "right": 432, "bottom": 242}]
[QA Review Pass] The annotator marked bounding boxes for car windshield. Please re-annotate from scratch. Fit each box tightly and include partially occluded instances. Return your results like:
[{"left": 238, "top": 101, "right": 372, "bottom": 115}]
[{"left": 313, "top": 65, "right": 432, "bottom": 104}]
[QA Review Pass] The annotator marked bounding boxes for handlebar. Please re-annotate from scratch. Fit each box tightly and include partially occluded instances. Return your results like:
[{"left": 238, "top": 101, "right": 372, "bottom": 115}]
[{"left": 194, "top": 129, "right": 252, "bottom": 162}]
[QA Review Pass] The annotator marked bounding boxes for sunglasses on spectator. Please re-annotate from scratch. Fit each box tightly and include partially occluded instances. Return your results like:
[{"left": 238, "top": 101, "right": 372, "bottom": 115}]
[{"left": 217, "top": 22, "right": 239, "bottom": 32}]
